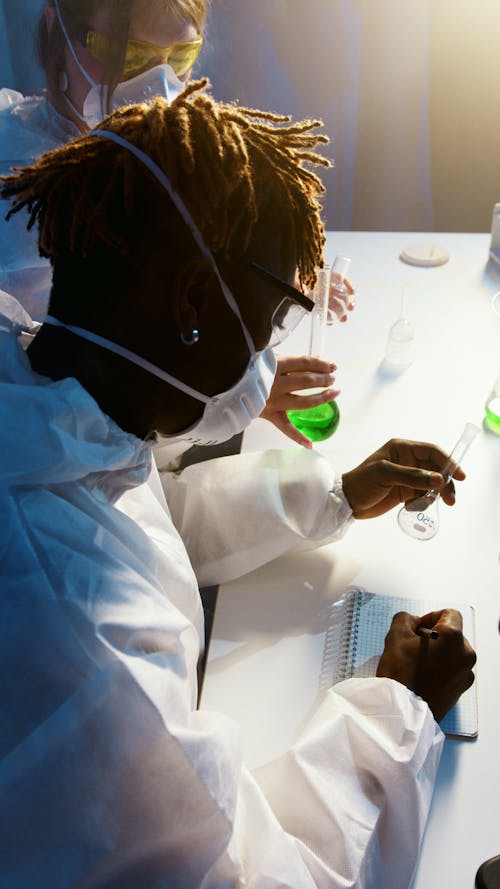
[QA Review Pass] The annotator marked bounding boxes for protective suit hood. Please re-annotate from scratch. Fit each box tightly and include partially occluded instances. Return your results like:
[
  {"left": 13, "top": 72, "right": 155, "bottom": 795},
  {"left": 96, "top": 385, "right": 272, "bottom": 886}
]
[
  {"left": 0, "top": 291, "right": 151, "bottom": 497},
  {"left": 0, "top": 89, "right": 79, "bottom": 166},
  {"left": 0, "top": 89, "right": 79, "bottom": 322}
]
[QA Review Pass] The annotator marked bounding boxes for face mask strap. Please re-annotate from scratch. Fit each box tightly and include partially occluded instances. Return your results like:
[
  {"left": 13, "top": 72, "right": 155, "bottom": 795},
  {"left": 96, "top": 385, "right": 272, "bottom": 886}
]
[
  {"left": 43, "top": 315, "right": 211, "bottom": 403},
  {"left": 90, "top": 129, "right": 257, "bottom": 356},
  {"left": 53, "top": 0, "right": 106, "bottom": 115}
]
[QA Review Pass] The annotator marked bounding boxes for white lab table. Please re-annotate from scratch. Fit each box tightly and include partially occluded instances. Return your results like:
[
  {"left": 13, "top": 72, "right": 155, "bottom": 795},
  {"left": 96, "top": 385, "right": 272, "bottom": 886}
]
[{"left": 201, "top": 232, "right": 500, "bottom": 889}]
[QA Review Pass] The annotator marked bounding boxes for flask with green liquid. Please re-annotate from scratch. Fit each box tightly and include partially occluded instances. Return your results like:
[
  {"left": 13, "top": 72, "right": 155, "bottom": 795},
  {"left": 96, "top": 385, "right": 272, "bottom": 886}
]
[
  {"left": 287, "top": 257, "right": 350, "bottom": 442},
  {"left": 485, "top": 372, "right": 500, "bottom": 434}
]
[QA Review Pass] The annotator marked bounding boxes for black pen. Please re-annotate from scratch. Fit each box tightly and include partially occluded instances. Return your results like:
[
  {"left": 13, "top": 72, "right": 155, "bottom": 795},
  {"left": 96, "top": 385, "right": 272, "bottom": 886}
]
[{"left": 416, "top": 626, "right": 439, "bottom": 640}]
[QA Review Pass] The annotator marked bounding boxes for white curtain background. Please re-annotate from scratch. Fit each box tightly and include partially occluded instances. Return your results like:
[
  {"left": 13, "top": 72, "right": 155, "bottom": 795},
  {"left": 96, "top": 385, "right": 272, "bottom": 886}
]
[
  {"left": 202, "top": 0, "right": 433, "bottom": 231},
  {"left": 1, "top": 0, "right": 499, "bottom": 232}
]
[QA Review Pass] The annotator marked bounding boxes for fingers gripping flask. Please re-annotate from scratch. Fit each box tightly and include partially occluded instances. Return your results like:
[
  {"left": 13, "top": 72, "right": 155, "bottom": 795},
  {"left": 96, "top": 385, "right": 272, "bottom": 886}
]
[{"left": 287, "top": 263, "right": 341, "bottom": 442}]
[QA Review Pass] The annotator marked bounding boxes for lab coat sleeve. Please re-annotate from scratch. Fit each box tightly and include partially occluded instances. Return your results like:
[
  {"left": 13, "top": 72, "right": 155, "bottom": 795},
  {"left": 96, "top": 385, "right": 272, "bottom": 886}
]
[
  {"left": 1, "top": 666, "right": 443, "bottom": 889},
  {"left": 160, "top": 448, "right": 353, "bottom": 587},
  {"left": 236, "top": 677, "right": 444, "bottom": 889},
  {"left": 1, "top": 472, "right": 442, "bottom": 889}
]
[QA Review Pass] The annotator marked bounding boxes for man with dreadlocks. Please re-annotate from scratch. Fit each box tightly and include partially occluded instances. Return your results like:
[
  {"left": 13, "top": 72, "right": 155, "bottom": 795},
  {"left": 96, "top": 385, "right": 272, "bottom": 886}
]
[
  {"left": 0, "top": 82, "right": 474, "bottom": 889},
  {"left": 0, "top": 0, "right": 353, "bottom": 451}
]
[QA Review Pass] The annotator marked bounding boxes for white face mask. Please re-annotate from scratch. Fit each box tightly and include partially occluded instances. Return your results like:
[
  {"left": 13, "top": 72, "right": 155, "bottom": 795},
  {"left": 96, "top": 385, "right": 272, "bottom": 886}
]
[
  {"left": 169, "top": 348, "right": 277, "bottom": 446},
  {"left": 82, "top": 64, "right": 185, "bottom": 130},
  {"left": 54, "top": 0, "right": 184, "bottom": 129},
  {"left": 43, "top": 316, "right": 277, "bottom": 446},
  {"left": 43, "top": 130, "right": 278, "bottom": 446}
]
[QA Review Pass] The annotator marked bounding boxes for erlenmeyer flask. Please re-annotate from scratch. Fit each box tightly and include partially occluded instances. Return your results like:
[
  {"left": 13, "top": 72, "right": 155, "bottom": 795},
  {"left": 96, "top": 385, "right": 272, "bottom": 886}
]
[
  {"left": 397, "top": 422, "right": 479, "bottom": 540},
  {"left": 397, "top": 492, "right": 440, "bottom": 540}
]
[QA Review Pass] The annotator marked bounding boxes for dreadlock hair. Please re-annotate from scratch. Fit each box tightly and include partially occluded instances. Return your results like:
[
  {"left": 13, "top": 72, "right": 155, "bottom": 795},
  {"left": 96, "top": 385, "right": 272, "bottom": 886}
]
[{"left": 0, "top": 79, "right": 330, "bottom": 323}]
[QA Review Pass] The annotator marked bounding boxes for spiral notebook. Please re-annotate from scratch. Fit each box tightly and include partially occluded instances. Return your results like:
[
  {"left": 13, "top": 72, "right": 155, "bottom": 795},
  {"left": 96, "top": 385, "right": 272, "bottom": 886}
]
[{"left": 321, "top": 588, "right": 477, "bottom": 739}]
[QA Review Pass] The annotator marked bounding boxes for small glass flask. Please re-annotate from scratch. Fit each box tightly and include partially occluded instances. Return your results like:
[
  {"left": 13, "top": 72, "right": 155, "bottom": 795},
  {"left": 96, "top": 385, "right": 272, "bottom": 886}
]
[{"left": 383, "top": 286, "right": 415, "bottom": 369}]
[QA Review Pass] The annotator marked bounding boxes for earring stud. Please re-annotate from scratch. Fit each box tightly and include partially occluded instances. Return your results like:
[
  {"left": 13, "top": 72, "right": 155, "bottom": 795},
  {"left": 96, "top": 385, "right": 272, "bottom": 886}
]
[
  {"left": 58, "top": 71, "right": 69, "bottom": 93},
  {"left": 180, "top": 328, "right": 200, "bottom": 346}
]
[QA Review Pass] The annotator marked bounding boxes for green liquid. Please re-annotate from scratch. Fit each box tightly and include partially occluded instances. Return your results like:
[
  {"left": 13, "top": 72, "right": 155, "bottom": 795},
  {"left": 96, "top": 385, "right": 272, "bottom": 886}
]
[
  {"left": 485, "top": 401, "right": 500, "bottom": 434},
  {"left": 287, "top": 400, "right": 340, "bottom": 442}
]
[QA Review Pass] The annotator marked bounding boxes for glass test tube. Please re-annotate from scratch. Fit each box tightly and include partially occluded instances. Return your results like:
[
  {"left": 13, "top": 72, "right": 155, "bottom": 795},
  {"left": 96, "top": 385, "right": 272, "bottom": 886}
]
[{"left": 287, "top": 260, "right": 347, "bottom": 442}]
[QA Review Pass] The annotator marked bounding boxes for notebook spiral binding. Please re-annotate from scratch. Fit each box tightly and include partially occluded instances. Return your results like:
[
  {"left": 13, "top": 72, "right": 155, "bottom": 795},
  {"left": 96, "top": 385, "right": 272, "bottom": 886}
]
[{"left": 319, "top": 587, "right": 366, "bottom": 691}]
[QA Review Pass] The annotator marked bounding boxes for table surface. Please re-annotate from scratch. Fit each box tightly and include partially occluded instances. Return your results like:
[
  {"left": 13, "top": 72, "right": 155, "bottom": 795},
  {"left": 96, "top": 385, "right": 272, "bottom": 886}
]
[{"left": 201, "top": 232, "right": 500, "bottom": 889}]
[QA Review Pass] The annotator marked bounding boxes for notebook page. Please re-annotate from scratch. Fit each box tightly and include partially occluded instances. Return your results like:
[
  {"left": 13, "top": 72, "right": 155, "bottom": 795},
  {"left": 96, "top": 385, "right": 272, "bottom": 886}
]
[{"left": 325, "top": 589, "right": 477, "bottom": 739}]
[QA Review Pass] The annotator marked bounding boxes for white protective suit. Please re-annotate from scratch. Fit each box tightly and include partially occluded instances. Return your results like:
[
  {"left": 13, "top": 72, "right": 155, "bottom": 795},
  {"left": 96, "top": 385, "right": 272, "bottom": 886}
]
[
  {"left": 0, "top": 89, "right": 79, "bottom": 320},
  {"left": 0, "top": 292, "right": 444, "bottom": 889}
]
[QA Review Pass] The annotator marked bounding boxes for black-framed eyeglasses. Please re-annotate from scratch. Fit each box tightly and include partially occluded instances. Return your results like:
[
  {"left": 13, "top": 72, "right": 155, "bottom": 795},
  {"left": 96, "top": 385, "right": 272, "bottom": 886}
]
[
  {"left": 243, "top": 259, "right": 315, "bottom": 312},
  {"left": 230, "top": 256, "right": 315, "bottom": 347}
]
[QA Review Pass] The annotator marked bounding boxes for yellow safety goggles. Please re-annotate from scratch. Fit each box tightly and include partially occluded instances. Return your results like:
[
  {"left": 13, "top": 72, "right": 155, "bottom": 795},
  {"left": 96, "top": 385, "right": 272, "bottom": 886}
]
[{"left": 82, "top": 30, "right": 203, "bottom": 79}]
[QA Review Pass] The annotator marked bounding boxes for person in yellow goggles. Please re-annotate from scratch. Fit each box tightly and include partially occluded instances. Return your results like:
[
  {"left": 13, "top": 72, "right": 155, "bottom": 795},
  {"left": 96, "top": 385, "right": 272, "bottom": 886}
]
[
  {"left": 43, "top": 0, "right": 206, "bottom": 129},
  {"left": 0, "top": 0, "right": 207, "bottom": 319}
]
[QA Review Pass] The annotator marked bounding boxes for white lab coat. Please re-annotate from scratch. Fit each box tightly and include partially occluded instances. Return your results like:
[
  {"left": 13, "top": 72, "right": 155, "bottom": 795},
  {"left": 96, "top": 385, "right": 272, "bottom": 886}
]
[
  {"left": 0, "top": 293, "right": 444, "bottom": 889},
  {"left": 0, "top": 89, "right": 79, "bottom": 320}
]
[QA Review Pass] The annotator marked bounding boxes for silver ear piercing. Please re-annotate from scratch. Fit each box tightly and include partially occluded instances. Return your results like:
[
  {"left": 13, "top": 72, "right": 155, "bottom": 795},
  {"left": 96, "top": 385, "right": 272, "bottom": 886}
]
[{"left": 180, "top": 328, "right": 200, "bottom": 346}]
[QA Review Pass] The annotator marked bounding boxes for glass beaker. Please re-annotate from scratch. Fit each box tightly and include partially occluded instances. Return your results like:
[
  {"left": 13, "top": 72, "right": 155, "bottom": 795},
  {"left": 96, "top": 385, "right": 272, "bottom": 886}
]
[{"left": 287, "top": 259, "right": 347, "bottom": 442}]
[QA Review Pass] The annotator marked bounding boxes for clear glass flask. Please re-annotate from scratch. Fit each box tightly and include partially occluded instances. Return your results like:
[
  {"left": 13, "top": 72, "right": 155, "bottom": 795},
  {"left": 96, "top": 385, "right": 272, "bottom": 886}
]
[
  {"left": 398, "top": 422, "right": 480, "bottom": 540},
  {"left": 287, "top": 259, "right": 347, "bottom": 442},
  {"left": 383, "top": 286, "right": 415, "bottom": 369}
]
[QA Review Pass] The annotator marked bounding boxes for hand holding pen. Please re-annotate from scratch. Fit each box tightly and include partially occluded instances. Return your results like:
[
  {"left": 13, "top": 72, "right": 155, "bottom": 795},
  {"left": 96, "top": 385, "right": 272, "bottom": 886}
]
[
  {"left": 376, "top": 609, "right": 476, "bottom": 723},
  {"left": 415, "top": 626, "right": 439, "bottom": 640}
]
